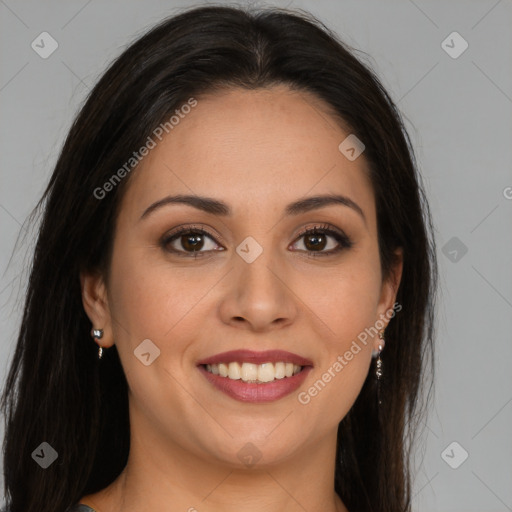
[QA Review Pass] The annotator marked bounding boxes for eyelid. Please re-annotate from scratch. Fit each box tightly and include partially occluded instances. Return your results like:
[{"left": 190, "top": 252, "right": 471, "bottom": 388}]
[
  {"left": 162, "top": 223, "right": 225, "bottom": 244},
  {"left": 294, "top": 223, "right": 348, "bottom": 241}
]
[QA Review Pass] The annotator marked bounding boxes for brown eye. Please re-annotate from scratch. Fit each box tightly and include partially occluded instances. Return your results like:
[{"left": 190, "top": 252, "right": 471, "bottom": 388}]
[
  {"left": 162, "top": 227, "right": 223, "bottom": 257},
  {"left": 161, "top": 223, "right": 352, "bottom": 259},
  {"left": 177, "top": 232, "right": 206, "bottom": 252},
  {"left": 291, "top": 224, "right": 353, "bottom": 257},
  {"left": 303, "top": 232, "right": 328, "bottom": 251}
]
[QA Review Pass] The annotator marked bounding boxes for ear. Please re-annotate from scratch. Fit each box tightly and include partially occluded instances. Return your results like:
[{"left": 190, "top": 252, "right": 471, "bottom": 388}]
[
  {"left": 375, "top": 247, "right": 403, "bottom": 338},
  {"left": 80, "top": 269, "right": 115, "bottom": 349}
]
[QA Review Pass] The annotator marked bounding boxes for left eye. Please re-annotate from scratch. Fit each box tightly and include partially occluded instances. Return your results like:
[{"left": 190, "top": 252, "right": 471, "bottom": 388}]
[
  {"left": 296, "top": 229, "right": 340, "bottom": 252},
  {"left": 290, "top": 225, "right": 353, "bottom": 256}
]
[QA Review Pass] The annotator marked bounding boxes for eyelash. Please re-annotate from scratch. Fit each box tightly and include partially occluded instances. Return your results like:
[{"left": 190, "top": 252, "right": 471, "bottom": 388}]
[{"left": 161, "top": 223, "right": 353, "bottom": 259}]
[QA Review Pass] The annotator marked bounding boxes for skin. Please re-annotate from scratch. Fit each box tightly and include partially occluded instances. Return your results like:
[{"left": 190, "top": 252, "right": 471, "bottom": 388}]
[{"left": 80, "top": 84, "right": 403, "bottom": 512}]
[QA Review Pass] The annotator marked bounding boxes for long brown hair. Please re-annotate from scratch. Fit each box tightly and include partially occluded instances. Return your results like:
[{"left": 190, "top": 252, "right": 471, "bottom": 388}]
[{"left": 1, "top": 5, "right": 437, "bottom": 512}]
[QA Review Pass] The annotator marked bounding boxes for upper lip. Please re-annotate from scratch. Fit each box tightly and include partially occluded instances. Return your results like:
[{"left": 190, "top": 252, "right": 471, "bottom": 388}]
[{"left": 197, "top": 349, "right": 313, "bottom": 367}]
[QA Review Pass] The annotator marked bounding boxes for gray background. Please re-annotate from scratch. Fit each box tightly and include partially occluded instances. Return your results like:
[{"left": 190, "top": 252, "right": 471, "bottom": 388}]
[{"left": 1, "top": 0, "right": 511, "bottom": 510}]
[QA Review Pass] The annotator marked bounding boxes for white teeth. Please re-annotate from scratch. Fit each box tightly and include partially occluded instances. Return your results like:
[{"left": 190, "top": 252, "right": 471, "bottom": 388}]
[
  {"left": 240, "top": 363, "right": 258, "bottom": 381},
  {"left": 218, "top": 363, "right": 229, "bottom": 377},
  {"left": 204, "top": 362, "right": 304, "bottom": 382},
  {"left": 228, "top": 362, "right": 241, "bottom": 380},
  {"left": 258, "top": 363, "right": 275, "bottom": 383},
  {"left": 274, "top": 362, "right": 285, "bottom": 379}
]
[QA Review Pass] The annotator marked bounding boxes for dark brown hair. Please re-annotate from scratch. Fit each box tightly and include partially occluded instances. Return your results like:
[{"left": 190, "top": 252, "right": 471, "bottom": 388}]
[{"left": 1, "top": 4, "right": 437, "bottom": 512}]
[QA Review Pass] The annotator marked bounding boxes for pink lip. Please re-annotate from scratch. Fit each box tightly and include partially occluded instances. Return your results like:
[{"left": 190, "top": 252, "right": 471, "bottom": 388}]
[
  {"left": 197, "top": 364, "right": 313, "bottom": 403},
  {"left": 196, "top": 350, "right": 313, "bottom": 403},
  {"left": 196, "top": 349, "right": 313, "bottom": 367}
]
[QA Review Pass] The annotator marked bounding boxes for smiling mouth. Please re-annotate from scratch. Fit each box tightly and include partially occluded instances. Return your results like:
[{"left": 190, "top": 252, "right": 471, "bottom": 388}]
[{"left": 201, "top": 361, "right": 304, "bottom": 383}]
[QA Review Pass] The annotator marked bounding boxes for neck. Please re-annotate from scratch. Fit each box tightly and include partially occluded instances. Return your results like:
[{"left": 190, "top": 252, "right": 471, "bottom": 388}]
[{"left": 83, "top": 415, "right": 348, "bottom": 512}]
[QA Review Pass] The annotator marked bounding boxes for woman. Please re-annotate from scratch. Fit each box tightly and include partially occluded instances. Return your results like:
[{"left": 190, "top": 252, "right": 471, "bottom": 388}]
[{"left": 0, "top": 4, "right": 437, "bottom": 512}]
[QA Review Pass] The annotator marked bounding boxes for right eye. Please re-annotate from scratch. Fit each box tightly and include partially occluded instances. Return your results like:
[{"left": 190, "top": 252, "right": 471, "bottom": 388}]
[{"left": 161, "top": 225, "right": 224, "bottom": 257}]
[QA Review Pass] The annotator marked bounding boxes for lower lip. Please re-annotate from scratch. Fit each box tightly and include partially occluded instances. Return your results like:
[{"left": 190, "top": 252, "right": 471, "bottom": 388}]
[{"left": 198, "top": 365, "right": 312, "bottom": 403}]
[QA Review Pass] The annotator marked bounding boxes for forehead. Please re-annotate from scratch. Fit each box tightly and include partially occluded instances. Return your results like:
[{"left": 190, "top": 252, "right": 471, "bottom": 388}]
[{"left": 120, "top": 85, "right": 375, "bottom": 224}]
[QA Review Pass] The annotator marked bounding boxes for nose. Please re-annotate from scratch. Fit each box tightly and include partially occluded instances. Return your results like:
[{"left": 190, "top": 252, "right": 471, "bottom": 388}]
[{"left": 218, "top": 247, "right": 298, "bottom": 332}]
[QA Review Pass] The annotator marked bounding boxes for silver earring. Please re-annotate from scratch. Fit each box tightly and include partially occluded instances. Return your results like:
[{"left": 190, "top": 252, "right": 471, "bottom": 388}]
[
  {"left": 91, "top": 328, "right": 104, "bottom": 360},
  {"left": 376, "top": 330, "right": 384, "bottom": 380},
  {"left": 375, "top": 329, "right": 385, "bottom": 405},
  {"left": 91, "top": 328, "right": 103, "bottom": 339}
]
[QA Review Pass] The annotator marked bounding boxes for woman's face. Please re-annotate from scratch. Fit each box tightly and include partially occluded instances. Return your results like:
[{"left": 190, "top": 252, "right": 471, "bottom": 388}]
[{"left": 82, "top": 85, "right": 402, "bottom": 468}]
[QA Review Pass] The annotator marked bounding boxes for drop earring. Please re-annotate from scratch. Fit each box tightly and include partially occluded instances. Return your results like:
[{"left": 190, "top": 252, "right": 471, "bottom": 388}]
[
  {"left": 376, "top": 329, "right": 384, "bottom": 380},
  {"left": 91, "top": 328, "right": 104, "bottom": 359},
  {"left": 374, "top": 329, "right": 385, "bottom": 405}
]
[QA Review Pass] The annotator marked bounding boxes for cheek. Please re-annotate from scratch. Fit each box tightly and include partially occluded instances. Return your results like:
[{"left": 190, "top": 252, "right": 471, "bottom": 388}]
[
  {"left": 106, "top": 246, "right": 202, "bottom": 418},
  {"left": 296, "top": 324, "right": 374, "bottom": 436},
  {"left": 298, "top": 273, "right": 378, "bottom": 425},
  {"left": 295, "top": 250, "right": 381, "bottom": 414},
  {"left": 304, "top": 251, "right": 382, "bottom": 344},
  {"left": 107, "top": 242, "right": 204, "bottom": 342}
]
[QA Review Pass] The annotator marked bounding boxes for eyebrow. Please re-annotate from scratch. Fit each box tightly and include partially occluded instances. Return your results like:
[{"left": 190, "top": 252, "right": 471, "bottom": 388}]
[{"left": 139, "top": 193, "right": 366, "bottom": 224}]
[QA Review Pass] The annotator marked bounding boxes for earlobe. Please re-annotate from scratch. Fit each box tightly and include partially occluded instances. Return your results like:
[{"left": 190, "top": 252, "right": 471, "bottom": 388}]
[{"left": 79, "top": 270, "right": 115, "bottom": 348}]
